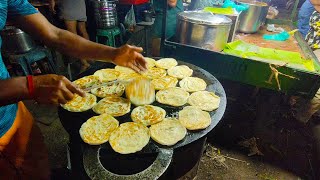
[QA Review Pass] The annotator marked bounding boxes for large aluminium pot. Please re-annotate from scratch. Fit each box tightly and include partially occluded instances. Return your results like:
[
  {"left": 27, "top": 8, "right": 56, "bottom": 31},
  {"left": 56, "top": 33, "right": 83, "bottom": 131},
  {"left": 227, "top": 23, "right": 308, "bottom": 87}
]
[
  {"left": 176, "top": 11, "right": 232, "bottom": 52},
  {"left": 237, "top": 0, "right": 269, "bottom": 33},
  {"left": 1, "top": 26, "right": 36, "bottom": 54}
]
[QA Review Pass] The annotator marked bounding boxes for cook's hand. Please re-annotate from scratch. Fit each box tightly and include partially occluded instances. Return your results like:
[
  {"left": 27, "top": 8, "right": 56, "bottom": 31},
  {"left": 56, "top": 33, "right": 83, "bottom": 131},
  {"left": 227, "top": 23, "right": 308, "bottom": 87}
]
[
  {"left": 112, "top": 44, "right": 147, "bottom": 73},
  {"left": 33, "top": 74, "right": 85, "bottom": 105}
]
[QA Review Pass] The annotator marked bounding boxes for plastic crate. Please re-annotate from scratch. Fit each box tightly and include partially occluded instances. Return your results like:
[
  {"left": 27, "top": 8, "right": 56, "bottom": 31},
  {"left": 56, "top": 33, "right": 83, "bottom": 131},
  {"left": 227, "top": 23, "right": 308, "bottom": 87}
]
[{"left": 119, "top": 0, "right": 149, "bottom": 5}]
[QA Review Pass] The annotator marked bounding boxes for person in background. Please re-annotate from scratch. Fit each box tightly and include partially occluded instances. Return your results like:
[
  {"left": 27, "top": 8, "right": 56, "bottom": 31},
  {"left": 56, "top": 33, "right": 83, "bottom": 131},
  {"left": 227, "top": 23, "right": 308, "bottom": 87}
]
[
  {"left": 49, "top": 0, "right": 91, "bottom": 72},
  {"left": 295, "top": 0, "right": 320, "bottom": 176},
  {"left": 306, "top": 0, "right": 320, "bottom": 57},
  {"left": 152, "top": 0, "right": 183, "bottom": 56},
  {"left": 190, "top": 0, "right": 224, "bottom": 10},
  {"left": 298, "top": 0, "right": 315, "bottom": 38},
  {"left": 0, "top": 0, "right": 146, "bottom": 178}
]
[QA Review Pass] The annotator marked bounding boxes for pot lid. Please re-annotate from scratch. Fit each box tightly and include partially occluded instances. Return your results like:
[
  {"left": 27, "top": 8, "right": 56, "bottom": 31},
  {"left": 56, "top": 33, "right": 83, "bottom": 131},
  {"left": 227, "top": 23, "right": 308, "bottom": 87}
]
[{"left": 178, "top": 11, "right": 232, "bottom": 25}]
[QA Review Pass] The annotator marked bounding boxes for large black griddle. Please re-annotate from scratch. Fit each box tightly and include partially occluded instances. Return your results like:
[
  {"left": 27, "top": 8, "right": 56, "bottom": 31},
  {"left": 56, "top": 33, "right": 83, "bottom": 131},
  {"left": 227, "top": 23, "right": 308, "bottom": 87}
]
[{"left": 58, "top": 59, "right": 227, "bottom": 179}]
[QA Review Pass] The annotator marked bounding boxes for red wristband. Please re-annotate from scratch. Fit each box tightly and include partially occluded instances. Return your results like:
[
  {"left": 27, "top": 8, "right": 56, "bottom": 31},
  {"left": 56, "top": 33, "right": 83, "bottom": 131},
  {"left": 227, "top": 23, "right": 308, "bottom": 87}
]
[{"left": 26, "top": 75, "right": 35, "bottom": 98}]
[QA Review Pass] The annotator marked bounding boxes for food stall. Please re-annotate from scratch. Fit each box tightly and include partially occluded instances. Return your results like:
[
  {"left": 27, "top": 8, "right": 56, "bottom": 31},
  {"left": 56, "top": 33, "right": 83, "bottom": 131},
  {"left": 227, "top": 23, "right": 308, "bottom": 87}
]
[
  {"left": 55, "top": 0, "right": 319, "bottom": 179},
  {"left": 161, "top": 0, "right": 320, "bottom": 98}
]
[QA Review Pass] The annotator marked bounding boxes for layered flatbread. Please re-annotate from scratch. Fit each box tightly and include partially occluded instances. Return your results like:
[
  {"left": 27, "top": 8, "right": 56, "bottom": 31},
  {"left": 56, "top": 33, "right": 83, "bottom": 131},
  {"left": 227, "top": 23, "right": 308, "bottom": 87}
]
[
  {"left": 115, "top": 65, "right": 136, "bottom": 74},
  {"left": 93, "top": 68, "right": 120, "bottom": 82},
  {"left": 125, "top": 77, "right": 155, "bottom": 106},
  {"left": 61, "top": 93, "right": 97, "bottom": 112},
  {"left": 145, "top": 57, "right": 156, "bottom": 69},
  {"left": 73, "top": 75, "right": 100, "bottom": 89},
  {"left": 167, "top": 65, "right": 193, "bottom": 79},
  {"left": 109, "top": 122, "right": 150, "bottom": 154},
  {"left": 151, "top": 76, "right": 178, "bottom": 90},
  {"left": 179, "top": 77, "right": 207, "bottom": 92},
  {"left": 179, "top": 106, "right": 211, "bottom": 130},
  {"left": 155, "top": 58, "right": 178, "bottom": 69},
  {"left": 142, "top": 67, "right": 167, "bottom": 79},
  {"left": 117, "top": 72, "right": 141, "bottom": 81},
  {"left": 188, "top": 91, "right": 220, "bottom": 111},
  {"left": 131, "top": 105, "right": 166, "bottom": 126},
  {"left": 156, "top": 87, "right": 189, "bottom": 107},
  {"left": 150, "top": 118, "right": 187, "bottom": 146},
  {"left": 79, "top": 114, "right": 119, "bottom": 145},
  {"left": 90, "top": 82, "right": 125, "bottom": 98},
  {"left": 92, "top": 96, "right": 131, "bottom": 117}
]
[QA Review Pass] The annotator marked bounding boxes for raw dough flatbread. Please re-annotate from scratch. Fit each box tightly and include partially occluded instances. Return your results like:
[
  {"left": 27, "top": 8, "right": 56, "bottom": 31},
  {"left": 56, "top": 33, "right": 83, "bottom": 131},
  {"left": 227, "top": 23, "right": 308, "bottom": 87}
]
[
  {"left": 93, "top": 96, "right": 131, "bottom": 117},
  {"left": 156, "top": 87, "right": 189, "bottom": 107},
  {"left": 179, "top": 77, "right": 207, "bottom": 92},
  {"left": 93, "top": 68, "right": 120, "bottom": 82},
  {"left": 79, "top": 114, "right": 119, "bottom": 145},
  {"left": 142, "top": 67, "right": 167, "bottom": 79},
  {"left": 109, "top": 122, "right": 150, "bottom": 154},
  {"left": 91, "top": 82, "right": 125, "bottom": 98},
  {"left": 151, "top": 76, "right": 178, "bottom": 90},
  {"left": 61, "top": 93, "right": 97, "bottom": 112},
  {"left": 179, "top": 106, "right": 211, "bottom": 130},
  {"left": 150, "top": 118, "right": 187, "bottom": 146},
  {"left": 131, "top": 105, "right": 166, "bottom": 126},
  {"left": 73, "top": 75, "right": 100, "bottom": 89},
  {"left": 155, "top": 58, "right": 178, "bottom": 69},
  {"left": 188, "top": 91, "right": 220, "bottom": 111},
  {"left": 145, "top": 57, "right": 156, "bottom": 69},
  {"left": 125, "top": 77, "right": 155, "bottom": 106},
  {"left": 167, "top": 65, "right": 193, "bottom": 79}
]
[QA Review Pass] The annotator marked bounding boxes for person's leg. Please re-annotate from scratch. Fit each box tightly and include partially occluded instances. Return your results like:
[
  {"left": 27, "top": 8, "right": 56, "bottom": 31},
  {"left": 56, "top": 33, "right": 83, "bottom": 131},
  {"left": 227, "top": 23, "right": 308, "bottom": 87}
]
[
  {"left": 77, "top": 21, "right": 91, "bottom": 70},
  {"left": 64, "top": 20, "right": 90, "bottom": 72},
  {"left": 298, "top": 0, "right": 315, "bottom": 38},
  {"left": 295, "top": 89, "right": 320, "bottom": 124},
  {"left": 64, "top": 20, "right": 77, "bottom": 34},
  {"left": 77, "top": 21, "right": 89, "bottom": 40},
  {"left": 152, "top": 38, "right": 161, "bottom": 57}
]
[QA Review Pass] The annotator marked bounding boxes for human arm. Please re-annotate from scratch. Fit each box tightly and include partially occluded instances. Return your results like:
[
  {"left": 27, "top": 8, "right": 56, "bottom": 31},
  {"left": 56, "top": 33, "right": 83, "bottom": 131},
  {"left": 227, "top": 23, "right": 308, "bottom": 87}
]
[
  {"left": 310, "top": 0, "right": 320, "bottom": 12},
  {"left": 168, "top": 0, "right": 178, "bottom": 8},
  {"left": 0, "top": 75, "right": 84, "bottom": 106},
  {"left": 10, "top": 13, "right": 146, "bottom": 72}
]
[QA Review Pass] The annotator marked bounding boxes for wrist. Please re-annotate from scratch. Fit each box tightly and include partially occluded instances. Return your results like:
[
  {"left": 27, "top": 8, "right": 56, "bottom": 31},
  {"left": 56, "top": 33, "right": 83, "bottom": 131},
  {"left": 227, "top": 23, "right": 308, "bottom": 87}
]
[
  {"left": 109, "top": 47, "right": 118, "bottom": 64},
  {"left": 26, "top": 75, "right": 35, "bottom": 99},
  {"left": 18, "top": 76, "right": 32, "bottom": 100}
]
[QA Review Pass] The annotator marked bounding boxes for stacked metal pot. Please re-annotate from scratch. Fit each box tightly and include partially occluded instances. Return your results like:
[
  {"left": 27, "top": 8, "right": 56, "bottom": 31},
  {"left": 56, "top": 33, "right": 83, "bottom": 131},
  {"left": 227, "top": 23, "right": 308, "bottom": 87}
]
[{"left": 92, "top": 0, "right": 118, "bottom": 29}]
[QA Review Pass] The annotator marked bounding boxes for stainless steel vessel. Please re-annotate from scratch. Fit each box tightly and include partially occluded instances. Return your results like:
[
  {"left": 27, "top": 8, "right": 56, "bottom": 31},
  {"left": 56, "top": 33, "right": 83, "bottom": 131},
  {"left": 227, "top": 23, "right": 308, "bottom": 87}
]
[
  {"left": 176, "top": 11, "right": 232, "bottom": 52},
  {"left": 237, "top": 0, "right": 269, "bottom": 33},
  {"left": 1, "top": 26, "right": 36, "bottom": 54},
  {"left": 92, "top": 0, "right": 118, "bottom": 29}
]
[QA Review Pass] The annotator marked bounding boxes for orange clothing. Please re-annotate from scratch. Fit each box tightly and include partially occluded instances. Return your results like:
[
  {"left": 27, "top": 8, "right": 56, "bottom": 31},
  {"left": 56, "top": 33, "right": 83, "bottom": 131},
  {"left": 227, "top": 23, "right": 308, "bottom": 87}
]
[{"left": 0, "top": 102, "right": 49, "bottom": 179}]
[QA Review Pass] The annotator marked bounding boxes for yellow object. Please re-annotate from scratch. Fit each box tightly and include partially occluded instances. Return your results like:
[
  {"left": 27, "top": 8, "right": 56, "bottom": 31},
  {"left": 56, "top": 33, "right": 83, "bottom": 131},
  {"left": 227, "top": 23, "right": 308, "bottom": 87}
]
[
  {"left": 288, "top": 29, "right": 299, "bottom": 35},
  {"left": 203, "top": 7, "right": 235, "bottom": 15}
]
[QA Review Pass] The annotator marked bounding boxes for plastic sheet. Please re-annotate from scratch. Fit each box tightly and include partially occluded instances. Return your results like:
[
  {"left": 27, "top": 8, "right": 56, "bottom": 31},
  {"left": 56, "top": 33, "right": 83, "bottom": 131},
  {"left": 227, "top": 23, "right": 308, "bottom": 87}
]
[
  {"left": 222, "top": 0, "right": 249, "bottom": 12},
  {"left": 203, "top": 7, "right": 235, "bottom": 15},
  {"left": 223, "top": 40, "right": 316, "bottom": 72}
]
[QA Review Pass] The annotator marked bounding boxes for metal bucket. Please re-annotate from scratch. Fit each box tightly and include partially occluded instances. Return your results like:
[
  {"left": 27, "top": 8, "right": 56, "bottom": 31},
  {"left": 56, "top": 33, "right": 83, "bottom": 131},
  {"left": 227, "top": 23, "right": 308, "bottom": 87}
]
[
  {"left": 1, "top": 26, "right": 36, "bottom": 54},
  {"left": 176, "top": 11, "right": 232, "bottom": 52},
  {"left": 237, "top": 0, "right": 269, "bottom": 33},
  {"left": 92, "top": 0, "right": 118, "bottom": 29}
]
